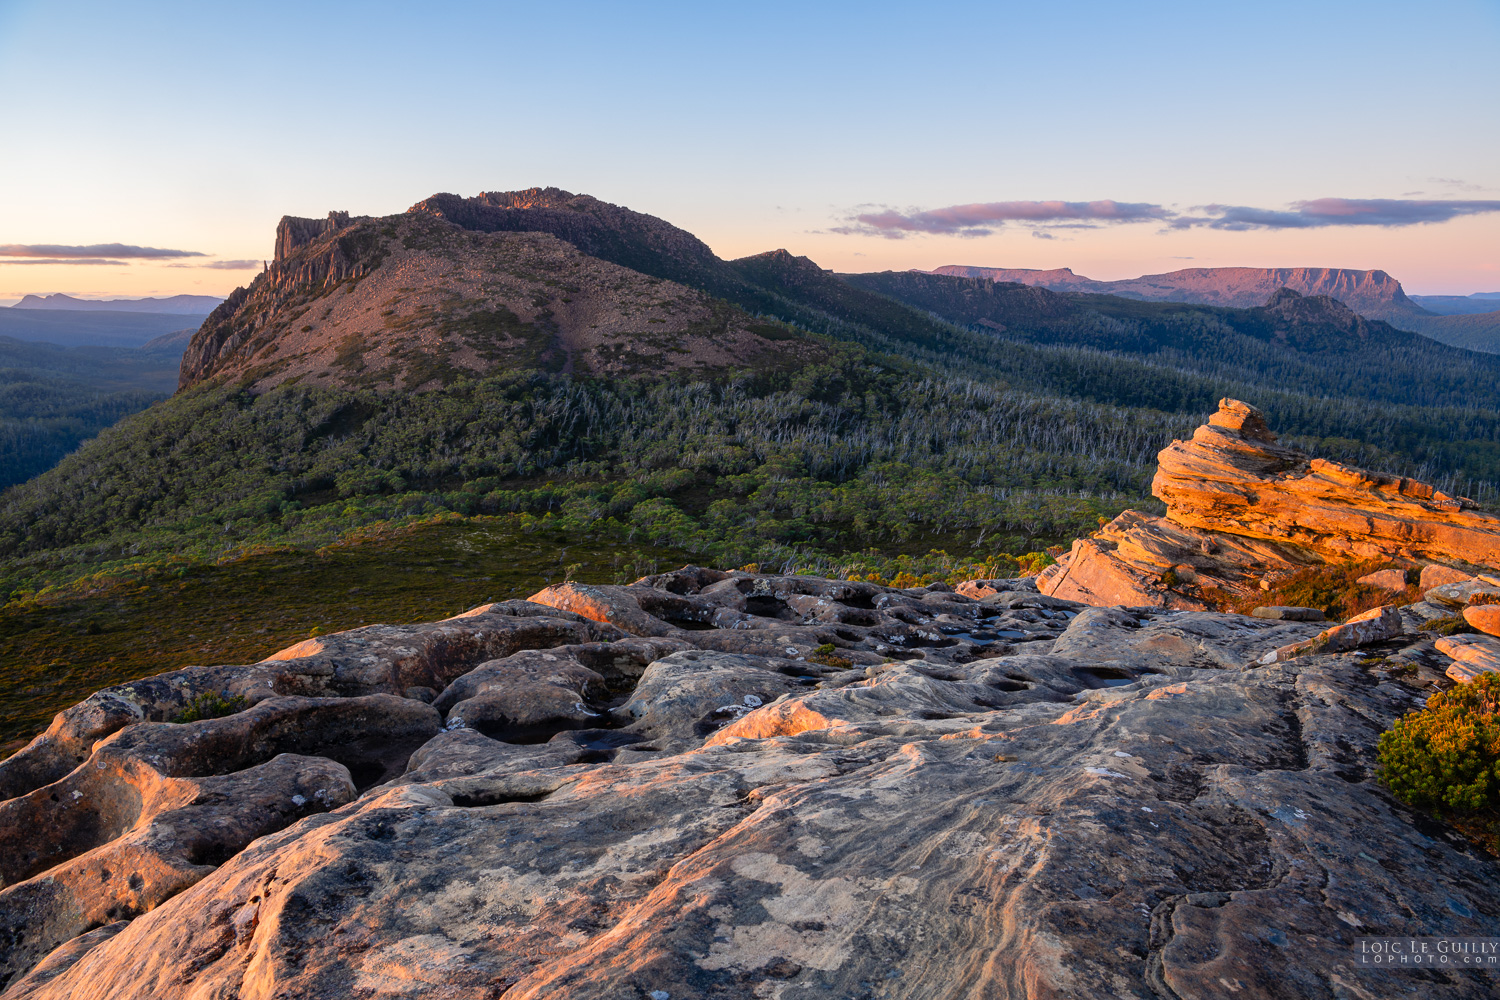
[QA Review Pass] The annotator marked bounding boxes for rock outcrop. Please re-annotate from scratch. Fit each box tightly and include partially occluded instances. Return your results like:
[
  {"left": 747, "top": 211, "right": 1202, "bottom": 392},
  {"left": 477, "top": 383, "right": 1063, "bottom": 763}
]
[
  {"left": 1040, "top": 398, "right": 1500, "bottom": 610},
  {"left": 1, "top": 567, "right": 1497, "bottom": 998}
]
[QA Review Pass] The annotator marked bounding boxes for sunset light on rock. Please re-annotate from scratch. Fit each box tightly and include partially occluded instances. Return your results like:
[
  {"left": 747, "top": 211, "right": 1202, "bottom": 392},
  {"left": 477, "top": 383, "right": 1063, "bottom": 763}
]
[{"left": 0, "top": 2, "right": 1497, "bottom": 997}]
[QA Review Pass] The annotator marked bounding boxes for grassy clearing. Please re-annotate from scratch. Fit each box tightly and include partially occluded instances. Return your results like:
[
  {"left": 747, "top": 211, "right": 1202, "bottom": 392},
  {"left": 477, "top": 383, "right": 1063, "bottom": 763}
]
[
  {"left": 0, "top": 513, "right": 1055, "bottom": 756},
  {"left": 0, "top": 517, "right": 694, "bottom": 755}
]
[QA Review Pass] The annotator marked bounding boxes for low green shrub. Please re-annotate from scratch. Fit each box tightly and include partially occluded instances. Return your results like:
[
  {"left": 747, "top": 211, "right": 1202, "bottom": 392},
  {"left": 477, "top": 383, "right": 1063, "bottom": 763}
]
[
  {"left": 172, "top": 691, "right": 248, "bottom": 723},
  {"left": 1378, "top": 673, "right": 1500, "bottom": 848}
]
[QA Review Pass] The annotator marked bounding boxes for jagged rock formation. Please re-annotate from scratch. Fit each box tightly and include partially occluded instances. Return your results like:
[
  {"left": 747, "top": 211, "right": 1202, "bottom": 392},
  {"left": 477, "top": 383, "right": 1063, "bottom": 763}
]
[
  {"left": 178, "top": 198, "right": 829, "bottom": 391},
  {"left": 2, "top": 567, "right": 1497, "bottom": 998},
  {"left": 1040, "top": 399, "right": 1500, "bottom": 610}
]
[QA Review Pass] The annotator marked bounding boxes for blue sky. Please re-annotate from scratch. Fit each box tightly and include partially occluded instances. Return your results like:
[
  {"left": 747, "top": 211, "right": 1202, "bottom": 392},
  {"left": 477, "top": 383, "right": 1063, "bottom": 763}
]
[{"left": 0, "top": 0, "right": 1496, "bottom": 299}]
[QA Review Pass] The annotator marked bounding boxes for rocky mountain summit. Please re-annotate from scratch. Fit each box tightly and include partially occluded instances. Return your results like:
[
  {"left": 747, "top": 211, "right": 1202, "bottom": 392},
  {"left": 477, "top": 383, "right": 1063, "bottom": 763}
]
[
  {"left": 2, "top": 563, "right": 1497, "bottom": 997},
  {"left": 179, "top": 199, "right": 827, "bottom": 391},
  {"left": 1040, "top": 398, "right": 1500, "bottom": 610}
]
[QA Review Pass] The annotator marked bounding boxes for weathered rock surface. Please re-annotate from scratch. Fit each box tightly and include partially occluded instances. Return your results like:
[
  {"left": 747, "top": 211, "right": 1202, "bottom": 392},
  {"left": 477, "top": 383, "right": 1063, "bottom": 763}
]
[
  {"left": 1251, "top": 606, "right": 1325, "bottom": 622},
  {"left": 2, "top": 568, "right": 1497, "bottom": 998},
  {"left": 1356, "top": 568, "right": 1408, "bottom": 591},
  {"left": 1426, "top": 577, "right": 1500, "bottom": 608},
  {"left": 1259, "top": 605, "right": 1404, "bottom": 663},
  {"left": 1436, "top": 635, "right": 1500, "bottom": 683},
  {"left": 1040, "top": 398, "right": 1500, "bottom": 610},
  {"left": 1422, "top": 564, "right": 1478, "bottom": 589},
  {"left": 1465, "top": 604, "right": 1500, "bottom": 638}
]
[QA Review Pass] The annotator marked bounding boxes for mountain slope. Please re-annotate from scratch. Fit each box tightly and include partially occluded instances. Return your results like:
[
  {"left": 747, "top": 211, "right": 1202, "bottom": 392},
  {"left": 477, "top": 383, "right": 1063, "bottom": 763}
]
[
  {"left": 844, "top": 270, "right": 1500, "bottom": 413},
  {"left": 180, "top": 210, "right": 828, "bottom": 391}
]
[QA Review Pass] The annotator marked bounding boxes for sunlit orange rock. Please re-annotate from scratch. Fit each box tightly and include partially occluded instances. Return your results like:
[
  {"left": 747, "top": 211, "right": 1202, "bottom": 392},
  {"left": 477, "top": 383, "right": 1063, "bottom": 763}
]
[
  {"left": 1464, "top": 604, "right": 1500, "bottom": 638},
  {"left": 1040, "top": 399, "right": 1500, "bottom": 611}
]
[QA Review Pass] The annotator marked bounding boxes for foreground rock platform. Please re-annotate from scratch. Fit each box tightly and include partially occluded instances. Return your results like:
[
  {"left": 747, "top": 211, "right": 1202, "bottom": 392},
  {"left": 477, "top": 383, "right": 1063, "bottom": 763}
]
[
  {"left": 1040, "top": 398, "right": 1500, "bottom": 610},
  {"left": 0, "top": 568, "right": 1496, "bottom": 998}
]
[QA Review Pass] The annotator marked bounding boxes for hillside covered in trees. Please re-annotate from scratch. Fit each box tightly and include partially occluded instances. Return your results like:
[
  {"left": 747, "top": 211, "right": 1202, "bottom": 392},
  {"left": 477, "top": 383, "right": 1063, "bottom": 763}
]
[{"left": 5, "top": 188, "right": 1500, "bottom": 597}]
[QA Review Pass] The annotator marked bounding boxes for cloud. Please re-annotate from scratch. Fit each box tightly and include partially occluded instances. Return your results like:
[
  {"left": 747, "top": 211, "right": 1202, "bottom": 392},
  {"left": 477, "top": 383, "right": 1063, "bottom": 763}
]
[
  {"left": 1430, "top": 177, "right": 1487, "bottom": 193},
  {"left": 0, "top": 258, "right": 127, "bottom": 265},
  {"left": 832, "top": 194, "right": 1500, "bottom": 240},
  {"left": 0, "top": 243, "right": 206, "bottom": 259},
  {"left": 835, "top": 200, "right": 1171, "bottom": 238},
  {"left": 1170, "top": 198, "right": 1500, "bottom": 231},
  {"left": 166, "top": 259, "right": 261, "bottom": 270}
]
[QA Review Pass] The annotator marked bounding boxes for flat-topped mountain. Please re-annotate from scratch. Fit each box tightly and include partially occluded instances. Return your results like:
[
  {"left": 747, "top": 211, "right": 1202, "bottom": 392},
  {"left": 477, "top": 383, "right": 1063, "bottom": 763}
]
[
  {"left": 13, "top": 293, "right": 222, "bottom": 315},
  {"left": 180, "top": 205, "right": 827, "bottom": 391},
  {"left": 932, "top": 263, "right": 1419, "bottom": 317},
  {"left": 930, "top": 263, "right": 1500, "bottom": 351}
]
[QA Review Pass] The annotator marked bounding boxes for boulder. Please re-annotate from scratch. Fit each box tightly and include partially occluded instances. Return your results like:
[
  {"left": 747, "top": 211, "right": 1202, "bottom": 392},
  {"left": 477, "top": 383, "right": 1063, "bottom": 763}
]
[
  {"left": 954, "top": 577, "right": 1038, "bottom": 599},
  {"left": 1251, "top": 606, "right": 1326, "bottom": 621},
  {"left": 1461, "top": 604, "right": 1500, "bottom": 638},
  {"left": 1040, "top": 399, "right": 1500, "bottom": 609},
  {"left": 1420, "top": 564, "right": 1474, "bottom": 589},
  {"left": 1425, "top": 578, "right": 1500, "bottom": 608},
  {"left": 1259, "top": 604, "right": 1404, "bottom": 663},
  {"left": 1356, "top": 568, "right": 1408, "bottom": 591}
]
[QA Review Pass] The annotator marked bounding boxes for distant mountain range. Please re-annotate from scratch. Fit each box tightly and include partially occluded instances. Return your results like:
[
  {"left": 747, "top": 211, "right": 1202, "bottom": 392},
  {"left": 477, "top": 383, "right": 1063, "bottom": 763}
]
[
  {"left": 0, "top": 308, "right": 201, "bottom": 349},
  {"left": 11, "top": 292, "right": 223, "bottom": 315},
  {"left": 1409, "top": 293, "right": 1500, "bottom": 315},
  {"left": 929, "top": 264, "right": 1500, "bottom": 352}
]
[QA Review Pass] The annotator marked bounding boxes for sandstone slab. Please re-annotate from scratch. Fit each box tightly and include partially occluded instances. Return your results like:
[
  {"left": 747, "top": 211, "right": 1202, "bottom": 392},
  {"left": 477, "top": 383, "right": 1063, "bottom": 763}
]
[
  {"left": 1426, "top": 578, "right": 1500, "bottom": 608},
  {"left": 1436, "top": 634, "right": 1500, "bottom": 683}
]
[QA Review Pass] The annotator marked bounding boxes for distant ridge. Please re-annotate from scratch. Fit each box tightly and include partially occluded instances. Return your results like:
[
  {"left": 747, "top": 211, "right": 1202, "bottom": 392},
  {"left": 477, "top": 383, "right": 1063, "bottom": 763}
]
[
  {"left": 929, "top": 265, "right": 1418, "bottom": 318},
  {"left": 929, "top": 264, "right": 1500, "bottom": 352},
  {"left": 12, "top": 292, "right": 223, "bottom": 315}
]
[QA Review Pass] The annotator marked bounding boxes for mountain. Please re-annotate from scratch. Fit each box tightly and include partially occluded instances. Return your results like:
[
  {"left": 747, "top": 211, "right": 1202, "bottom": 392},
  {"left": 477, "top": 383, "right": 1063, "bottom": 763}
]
[
  {"left": 845, "top": 270, "right": 1500, "bottom": 413},
  {"left": 13, "top": 292, "right": 224, "bottom": 314},
  {"left": 1409, "top": 293, "right": 1500, "bottom": 315},
  {"left": 932, "top": 263, "right": 1500, "bottom": 352},
  {"left": 180, "top": 207, "right": 828, "bottom": 391},
  {"left": 9, "top": 186, "right": 1500, "bottom": 606},
  {"left": 931, "top": 263, "right": 1420, "bottom": 317},
  {"left": 0, "top": 308, "right": 210, "bottom": 348}
]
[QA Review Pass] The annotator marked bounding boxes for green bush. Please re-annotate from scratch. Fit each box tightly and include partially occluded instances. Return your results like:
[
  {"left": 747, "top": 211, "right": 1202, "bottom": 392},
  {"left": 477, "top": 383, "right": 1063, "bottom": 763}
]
[
  {"left": 172, "top": 691, "right": 248, "bottom": 723},
  {"left": 1378, "top": 673, "right": 1500, "bottom": 816}
]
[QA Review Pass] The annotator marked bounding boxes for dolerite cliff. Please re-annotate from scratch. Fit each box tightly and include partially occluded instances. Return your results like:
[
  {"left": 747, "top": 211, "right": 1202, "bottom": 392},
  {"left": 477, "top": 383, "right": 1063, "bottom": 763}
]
[
  {"left": 1, "top": 567, "right": 1497, "bottom": 998},
  {"left": 1040, "top": 399, "right": 1500, "bottom": 610}
]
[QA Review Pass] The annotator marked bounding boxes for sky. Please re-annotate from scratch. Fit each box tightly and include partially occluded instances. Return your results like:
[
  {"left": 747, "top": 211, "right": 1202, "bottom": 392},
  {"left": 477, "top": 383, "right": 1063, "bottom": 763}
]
[{"left": 0, "top": 0, "right": 1497, "bottom": 304}]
